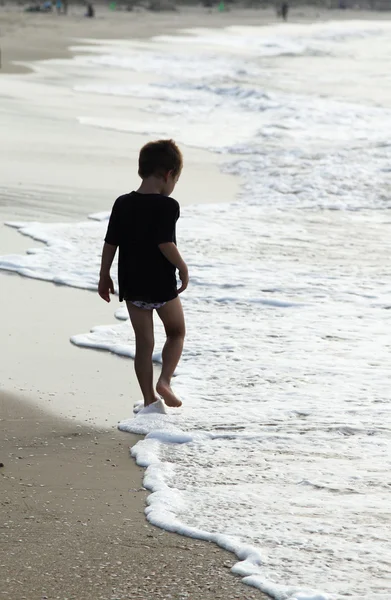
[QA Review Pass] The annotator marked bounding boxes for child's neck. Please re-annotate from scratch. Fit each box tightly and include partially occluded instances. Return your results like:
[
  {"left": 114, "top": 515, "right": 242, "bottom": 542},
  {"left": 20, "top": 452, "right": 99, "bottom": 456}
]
[{"left": 137, "top": 177, "right": 166, "bottom": 195}]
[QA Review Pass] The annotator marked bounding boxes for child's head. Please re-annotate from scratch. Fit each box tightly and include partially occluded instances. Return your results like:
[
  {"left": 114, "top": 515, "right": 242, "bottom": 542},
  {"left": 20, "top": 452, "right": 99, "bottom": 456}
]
[{"left": 138, "top": 139, "right": 183, "bottom": 195}]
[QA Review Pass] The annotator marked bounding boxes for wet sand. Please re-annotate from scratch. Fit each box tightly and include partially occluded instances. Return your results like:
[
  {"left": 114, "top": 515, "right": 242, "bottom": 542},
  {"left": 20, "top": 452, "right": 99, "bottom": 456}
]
[{"left": 1, "top": 390, "right": 264, "bottom": 599}]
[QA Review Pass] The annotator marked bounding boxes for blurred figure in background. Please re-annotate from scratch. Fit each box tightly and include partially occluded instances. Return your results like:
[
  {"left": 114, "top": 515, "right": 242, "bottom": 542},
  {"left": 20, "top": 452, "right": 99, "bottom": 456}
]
[
  {"left": 281, "top": 1, "right": 289, "bottom": 20},
  {"left": 85, "top": 1, "right": 95, "bottom": 17}
]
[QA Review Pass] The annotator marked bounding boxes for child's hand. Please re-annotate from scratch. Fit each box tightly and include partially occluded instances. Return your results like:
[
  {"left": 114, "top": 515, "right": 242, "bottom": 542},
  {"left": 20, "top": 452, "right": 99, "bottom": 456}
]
[
  {"left": 98, "top": 274, "right": 115, "bottom": 302},
  {"left": 178, "top": 268, "right": 189, "bottom": 294}
]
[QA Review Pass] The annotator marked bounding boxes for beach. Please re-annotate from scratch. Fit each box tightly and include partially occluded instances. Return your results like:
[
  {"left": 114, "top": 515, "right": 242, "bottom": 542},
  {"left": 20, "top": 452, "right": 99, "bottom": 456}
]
[
  {"left": 1, "top": 391, "right": 265, "bottom": 600},
  {"left": 0, "top": 4, "right": 266, "bottom": 599},
  {"left": 0, "top": 4, "right": 282, "bottom": 74},
  {"left": 1, "top": 4, "right": 391, "bottom": 599},
  {"left": 0, "top": 4, "right": 386, "bottom": 76}
]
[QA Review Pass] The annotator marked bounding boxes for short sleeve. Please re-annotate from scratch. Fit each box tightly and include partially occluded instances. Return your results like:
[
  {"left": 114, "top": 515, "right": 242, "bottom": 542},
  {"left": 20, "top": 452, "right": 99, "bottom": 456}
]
[
  {"left": 104, "top": 199, "right": 121, "bottom": 246},
  {"left": 156, "top": 202, "right": 180, "bottom": 245}
]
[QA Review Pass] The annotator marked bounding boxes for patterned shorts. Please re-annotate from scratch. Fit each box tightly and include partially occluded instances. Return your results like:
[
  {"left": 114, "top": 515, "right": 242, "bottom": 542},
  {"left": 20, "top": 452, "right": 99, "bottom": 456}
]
[{"left": 128, "top": 300, "right": 166, "bottom": 311}]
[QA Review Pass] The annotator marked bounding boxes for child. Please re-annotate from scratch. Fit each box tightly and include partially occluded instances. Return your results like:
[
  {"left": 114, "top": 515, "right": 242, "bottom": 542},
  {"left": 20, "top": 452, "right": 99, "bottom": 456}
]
[{"left": 98, "top": 139, "right": 188, "bottom": 409}]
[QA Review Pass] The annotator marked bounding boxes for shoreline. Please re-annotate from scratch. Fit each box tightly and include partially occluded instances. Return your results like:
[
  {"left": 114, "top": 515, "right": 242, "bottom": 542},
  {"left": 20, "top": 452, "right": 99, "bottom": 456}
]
[
  {"left": 0, "top": 6, "right": 269, "bottom": 598},
  {"left": 0, "top": 5, "right": 276, "bottom": 74},
  {"left": 2, "top": 4, "right": 389, "bottom": 75},
  {"left": 0, "top": 390, "right": 265, "bottom": 599}
]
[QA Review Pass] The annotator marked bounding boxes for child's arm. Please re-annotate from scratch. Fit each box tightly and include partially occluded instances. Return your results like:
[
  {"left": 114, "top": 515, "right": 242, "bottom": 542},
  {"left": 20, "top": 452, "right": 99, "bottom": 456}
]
[
  {"left": 158, "top": 242, "right": 189, "bottom": 294},
  {"left": 98, "top": 242, "right": 117, "bottom": 302}
]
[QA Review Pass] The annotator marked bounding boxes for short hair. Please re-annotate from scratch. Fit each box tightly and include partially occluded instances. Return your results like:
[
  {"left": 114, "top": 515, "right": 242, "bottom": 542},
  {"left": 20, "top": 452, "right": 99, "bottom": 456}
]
[{"left": 138, "top": 139, "right": 183, "bottom": 179}]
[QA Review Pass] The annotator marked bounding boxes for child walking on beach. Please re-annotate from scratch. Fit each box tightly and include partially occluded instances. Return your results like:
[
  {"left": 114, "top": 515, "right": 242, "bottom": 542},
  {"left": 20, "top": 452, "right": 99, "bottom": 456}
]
[{"left": 98, "top": 139, "right": 188, "bottom": 409}]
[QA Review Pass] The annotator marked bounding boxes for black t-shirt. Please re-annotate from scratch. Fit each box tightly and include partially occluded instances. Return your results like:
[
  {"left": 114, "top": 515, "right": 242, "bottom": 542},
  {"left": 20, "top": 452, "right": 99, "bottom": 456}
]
[{"left": 104, "top": 191, "right": 180, "bottom": 303}]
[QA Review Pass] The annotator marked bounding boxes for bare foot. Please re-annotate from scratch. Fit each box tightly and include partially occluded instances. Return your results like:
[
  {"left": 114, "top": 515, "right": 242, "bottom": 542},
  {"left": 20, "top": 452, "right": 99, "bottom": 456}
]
[{"left": 156, "top": 379, "right": 182, "bottom": 407}]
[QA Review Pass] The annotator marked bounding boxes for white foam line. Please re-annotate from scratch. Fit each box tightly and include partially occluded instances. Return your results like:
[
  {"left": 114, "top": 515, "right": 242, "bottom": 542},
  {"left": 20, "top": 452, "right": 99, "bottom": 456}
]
[
  {"left": 120, "top": 419, "right": 331, "bottom": 600},
  {"left": 70, "top": 331, "right": 163, "bottom": 364}
]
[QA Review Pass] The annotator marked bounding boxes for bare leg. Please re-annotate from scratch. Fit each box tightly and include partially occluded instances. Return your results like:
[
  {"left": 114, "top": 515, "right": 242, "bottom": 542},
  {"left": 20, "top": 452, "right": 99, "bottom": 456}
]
[
  {"left": 126, "top": 302, "right": 158, "bottom": 407},
  {"left": 156, "top": 297, "right": 185, "bottom": 407}
]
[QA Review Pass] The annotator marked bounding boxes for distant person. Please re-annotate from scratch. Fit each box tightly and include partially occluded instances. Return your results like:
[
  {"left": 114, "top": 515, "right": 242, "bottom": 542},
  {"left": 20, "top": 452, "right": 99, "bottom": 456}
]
[
  {"left": 85, "top": 1, "right": 94, "bottom": 16},
  {"left": 56, "top": 0, "right": 62, "bottom": 13},
  {"left": 98, "top": 140, "right": 188, "bottom": 410},
  {"left": 281, "top": 1, "right": 289, "bottom": 21}
]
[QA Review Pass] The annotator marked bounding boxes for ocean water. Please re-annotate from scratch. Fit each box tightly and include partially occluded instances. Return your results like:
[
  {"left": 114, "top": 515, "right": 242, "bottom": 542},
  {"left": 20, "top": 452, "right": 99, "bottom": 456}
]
[{"left": 2, "top": 19, "right": 391, "bottom": 600}]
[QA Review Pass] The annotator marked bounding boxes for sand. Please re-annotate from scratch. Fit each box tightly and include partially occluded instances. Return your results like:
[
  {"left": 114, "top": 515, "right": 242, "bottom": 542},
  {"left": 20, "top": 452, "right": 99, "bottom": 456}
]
[{"left": 1, "top": 391, "right": 265, "bottom": 600}]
